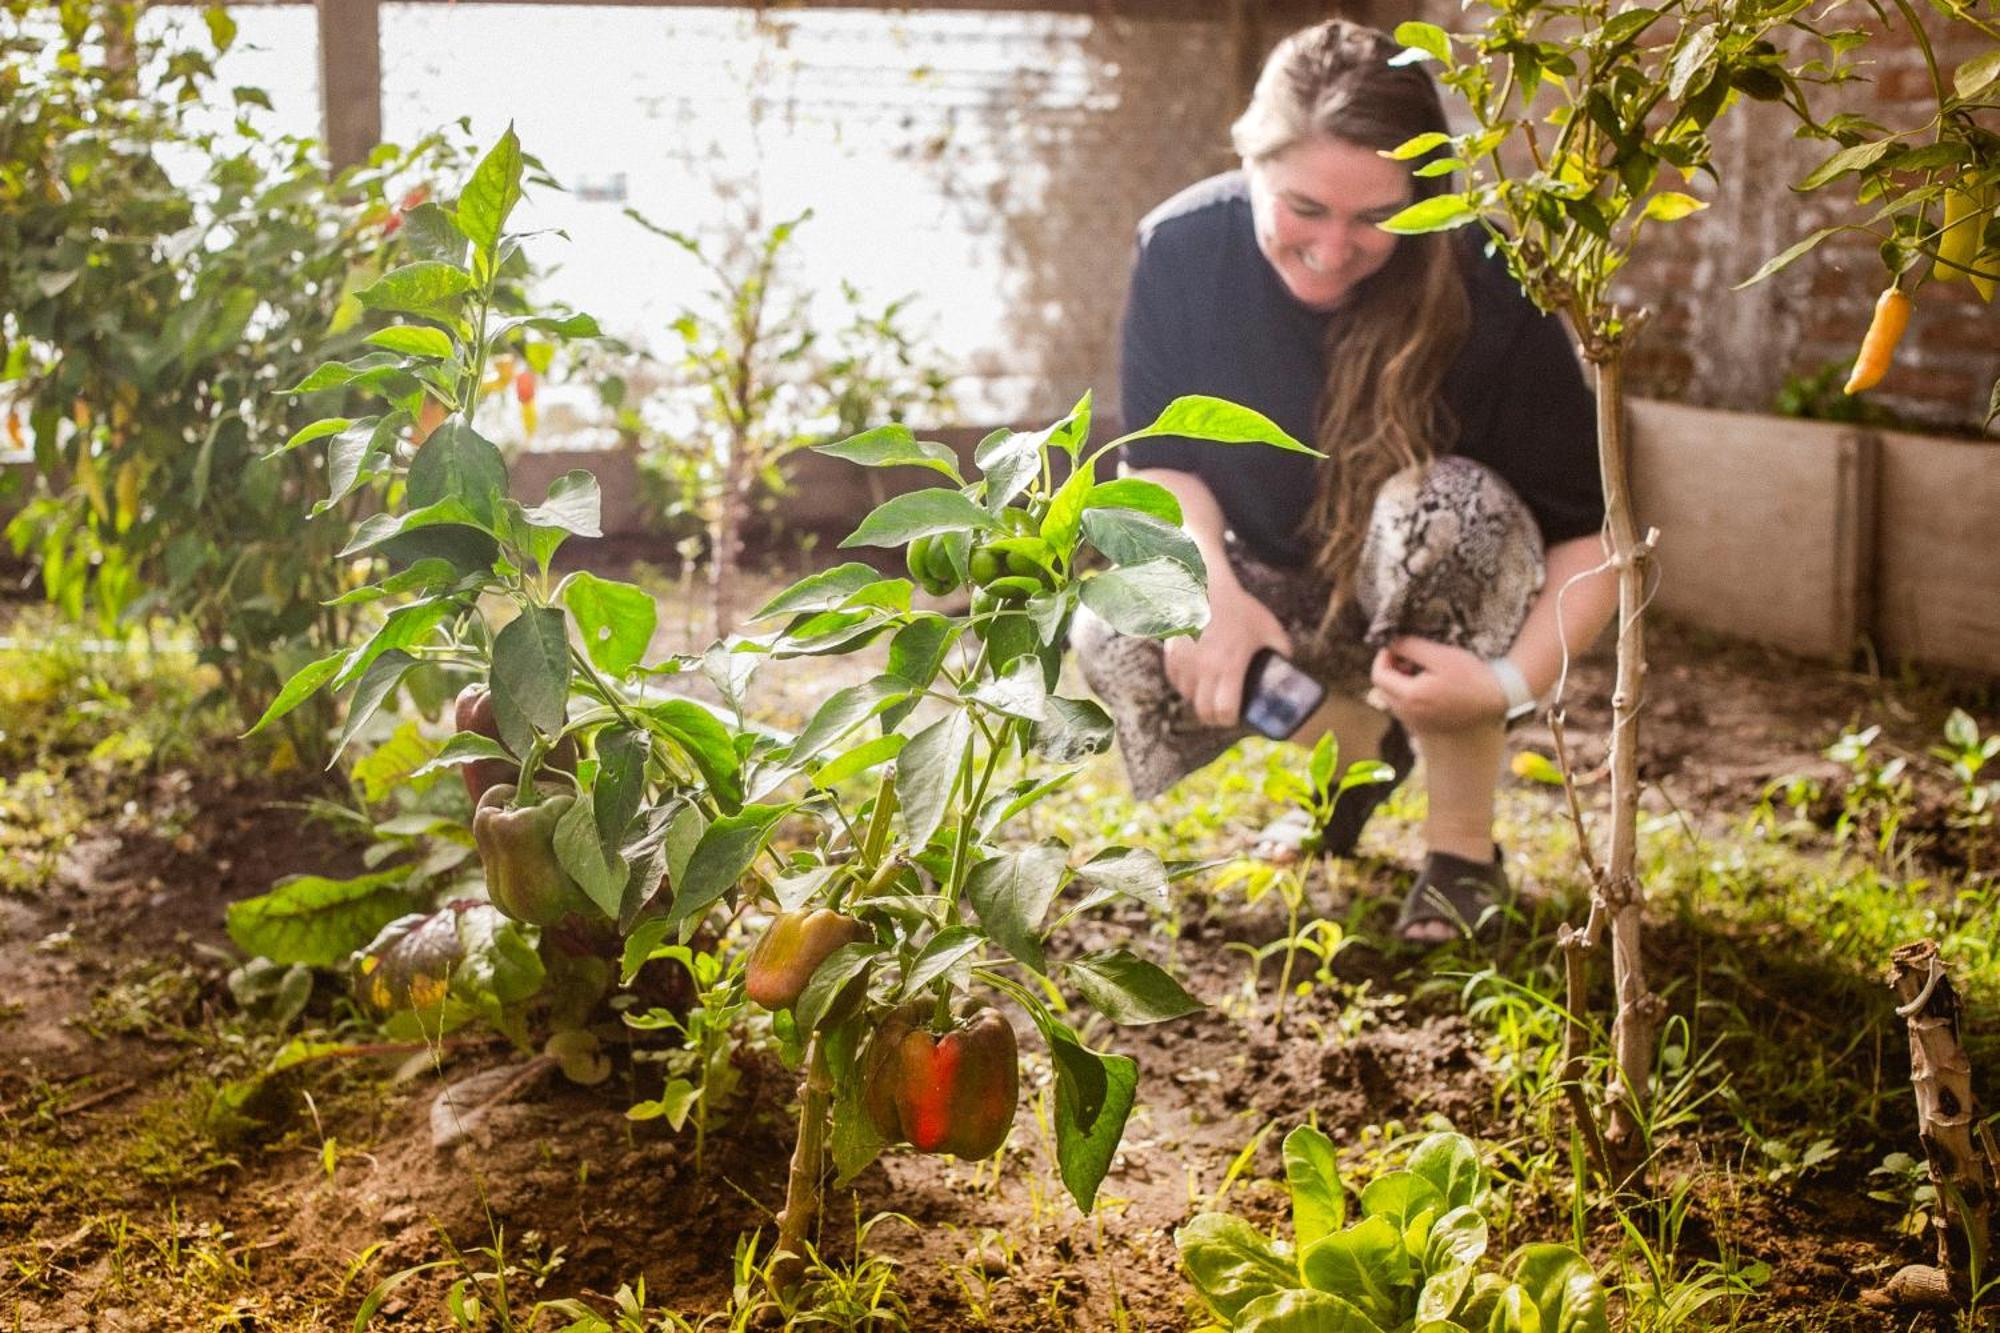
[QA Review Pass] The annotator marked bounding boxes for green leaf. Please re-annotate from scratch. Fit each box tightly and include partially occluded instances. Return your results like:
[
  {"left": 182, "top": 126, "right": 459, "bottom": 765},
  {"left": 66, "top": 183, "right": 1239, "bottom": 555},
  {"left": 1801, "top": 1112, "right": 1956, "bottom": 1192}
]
[
  {"left": 812, "top": 733, "right": 905, "bottom": 788},
  {"left": 1956, "top": 47, "right": 2000, "bottom": 100},
  {"left": 490, "top": 607, "right": 571, "bottom": 754},
  {"left": 555, "top": 792, "right": 627, "bottom": 917},
  {"left": 1393, "top": 21, "right": 1452, "bottom": 64},
  {"left": 792, "top": 941, "right": 878, "bottom": 1034},
  {"left": 1064, "top": 949, "right": 1202, "bottom": 1024},
  {"left": 561, "top": 572, "right": 656, "bottom": 678},
  {"left": 665, "top": 804, "right": 792, "bottom": 933},
  {"left": 788, "top": 675, "right": 909, "bottom": 767},
  {"left": 1236, "top": 1290, "right": 1385, "bottom": 1333},
  {"left": 1387, "top": 130, "right": 1452, "bottom": 161},
  {"left": 966, "top": 840, "right": 1070, "bottom": 972},
  {"left": 1408, "top": 1133, "right": 1485, "bottom": 1213},
  {"left": 974, "top": 427, "right": 1043, "bottom": 511},
  {"left": 1072, "top": 846, "right": 1169, "bottom": 910},
  {"left": 459, "top": 124, "right": 525, "bottom": 251},
  {"left": 883, "top": 614, "right": 957, "bottom": 727},
  {"left": 411, "top": 730, "right": 509, "bottom": 781},
  {"left": 1118, "top": 395, "right": 1317, "bottom": 455},
  {"left": 1050, "top": 1032, "right": 1137, "bottom": 1212},
  {"left": 838, "top": 488, "right": 998, "bottom": 549},
  {"left": 828, "top": 1017, "right": 888, "bottom": 1185},
  {"left": 896, "top": 709, "right": 970, "bottom": 850},
  {"left": 754, "top": 563, "right": 884, "bottom": 620},
  {"left": 1510, "top": 1246, "right": 1609, "bottom": 1333},
  {"left": 1175, "top": 1213, "right": 1295, "bottom": 1322},
  {"left": 1795, "top": 139, "right": 1894, "bottom": 192},
  {"left": 965, "top": 656, "right": 1046, "bottom": 722},
  {"left": 323, "top": 557, "right": 461, "bottom": 607},
  {"left": 270, "top": 416, "right": 351, "bottom": 459},
  {"left": 243, "top": 649, "right": 343, "bottom": 738},
  {"left": 1380, "top": 195, "right": 1478, "bottom": 235},
  {"left": 453, "top": 903, "right": 546, "bottom": 1032},
  {"left": 1665, "top": 22, "right": 1719, "bottom": 100},
  {"left": 407, "top": 421, "right": 508, "bottom": 522},
  {"left": 1417, "top": 1265, "right": 1476, "bottom": 1326},
  {"left": 1733, "top": 227, "right": 1838, "bottom": 289},
  {"left": 1080, "top": 558, "right": 1209, "bottom": 638},
  {"left": 1085, "top": 477, "right": 1182, "bottom": 524},
  {"left": 520, "top": 469, "right": 603, "bottom": 538},
  {"left": 1081, "top": 507, "right": 1203, "bottom": 576},
  {"left": 1424, "top": 1206, "right": 1488, "bottom": 1276},
  {"left": 317, "top": 416, "right": 401, "bottom": 513},
  {"left": 331, "top": 649, "right": 418, "bottom": 763},
  {"left": 815, "top": 424, "right": 963, "bottom": 481},
  {"left": 1040, "top": 459, "right": 1095, "bottom": 559},
  {"left": 1639, "top": 191, "right": 1706, "bottom": 222},
  {"left": 226, "top": 868, "right": 420, "bottom": 967},
  {"left": 901, "top": 925, "right": 984, "bottom": 997},
  {"left": 1030, "top": 695, "right": 1115, "bottom": 765},
  {"left": 1300, "top": 1216, "right": 1410, "bottom": 1327},
  {"left": 364, "top": 324, "right": 455, "bottom": 359},
  {"left": 357, "top": 262, "right": 476, "bottom": 319},
  {"left": 1286, "top": 1123, "right": 1347, "bottom": 1247},
  {"left": 643, "top": 699, "right": 743, "bottom": 811},
  {"left": 1359, "top": 1170, "right": 1443, "bottom": 1231}
]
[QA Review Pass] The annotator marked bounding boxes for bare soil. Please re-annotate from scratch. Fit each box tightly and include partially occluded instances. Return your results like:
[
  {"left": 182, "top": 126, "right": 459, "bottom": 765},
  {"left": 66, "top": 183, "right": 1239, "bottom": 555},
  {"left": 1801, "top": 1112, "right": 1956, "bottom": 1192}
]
[{"left": 3, "top": 591, "right": 1996, "bottom": 1330}]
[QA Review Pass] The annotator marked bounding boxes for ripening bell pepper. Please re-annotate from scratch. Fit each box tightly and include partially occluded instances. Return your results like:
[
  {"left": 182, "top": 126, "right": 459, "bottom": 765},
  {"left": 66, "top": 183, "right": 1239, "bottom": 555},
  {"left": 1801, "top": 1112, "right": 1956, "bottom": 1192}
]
[
  {"left": 472, "top": 784, "right": 600, "bottom": 927},
  {"left": 454, "top": 684, "right": 577, "bottom": 804},
  {"left": 744, "top": 909, "right": 871, "bottom": 1010},
  {"left": 862, "top": 1001, "right": 1019, "bottom": 1160}
]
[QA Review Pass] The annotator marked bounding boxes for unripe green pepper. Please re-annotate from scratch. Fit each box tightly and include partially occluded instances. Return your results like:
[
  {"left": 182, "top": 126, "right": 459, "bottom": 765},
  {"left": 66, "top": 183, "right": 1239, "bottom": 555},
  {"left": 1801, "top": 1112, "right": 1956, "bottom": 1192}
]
[
  {"left": 745, "top": 909, "right": 871, "bottom": 1010},
  {"left": 905, "top": 535, "right": 954, "bottom": 597},
  {"left": 862, "top": 1001, "right": 1019, "bottom": 1160},
  {"left": 967, "top": 547, "right": 1002, "bottom": 586},
  {"left": 472, "top": 784, "right": 599, "bottom": 927},
  {"left": 983, "top": 574, "right": 1045, "bottom": 603},
  {"left": 454, "top": 684, "right": 577, "bottom": 803}
]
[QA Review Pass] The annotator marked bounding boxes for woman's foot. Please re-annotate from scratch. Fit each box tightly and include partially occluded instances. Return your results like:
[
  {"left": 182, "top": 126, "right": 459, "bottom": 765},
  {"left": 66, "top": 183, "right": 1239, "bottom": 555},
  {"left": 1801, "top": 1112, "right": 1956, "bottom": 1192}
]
[{"left": 1395, "top": 849, "right": 1510, "bottom": 944}]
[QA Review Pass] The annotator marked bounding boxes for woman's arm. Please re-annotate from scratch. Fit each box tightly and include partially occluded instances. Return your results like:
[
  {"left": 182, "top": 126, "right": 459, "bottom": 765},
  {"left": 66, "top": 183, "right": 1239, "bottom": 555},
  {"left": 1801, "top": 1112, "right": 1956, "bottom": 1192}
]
[
  {"left": 1366, "top": 533, "right": 1617, "bottom": 731},
  {"left": 1125, "top": 466, "right": 1293, "bottom": 727}
]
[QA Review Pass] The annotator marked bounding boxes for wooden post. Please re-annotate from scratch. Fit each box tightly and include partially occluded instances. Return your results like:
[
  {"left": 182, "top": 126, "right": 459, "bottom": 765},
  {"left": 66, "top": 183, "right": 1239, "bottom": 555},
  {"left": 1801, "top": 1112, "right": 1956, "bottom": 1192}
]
[{"left": 317, "top": 0, "right": 383, "bottom": 171}]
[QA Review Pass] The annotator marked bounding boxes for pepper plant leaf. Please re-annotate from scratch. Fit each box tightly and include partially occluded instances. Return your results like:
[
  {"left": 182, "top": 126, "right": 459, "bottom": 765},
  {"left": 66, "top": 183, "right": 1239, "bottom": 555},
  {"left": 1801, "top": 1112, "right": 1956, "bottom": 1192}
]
[
  {"left": 561, "top": 571, "right": 656, "bottom": 678},
  {"left": 1064, "top": 948, "right": 1202, "bottom": 1024},
  {"left": 490, "top": 607, "right": 571, "bottom": 755},
  {"left": 815, "top": 424, "right": 963, "bottom": 481},
  {"left": 965, "top": 840, "right": 1070, "bottom": 973},
  {"left": 1080, "top": 558, "right": 1209, "bottom": 638},
  {"left": 838, "top": 488, "right": 998, "bottom": 548},
  {"left": 1049, "top": 1029, "right": 1137, "bottom": 1213}
]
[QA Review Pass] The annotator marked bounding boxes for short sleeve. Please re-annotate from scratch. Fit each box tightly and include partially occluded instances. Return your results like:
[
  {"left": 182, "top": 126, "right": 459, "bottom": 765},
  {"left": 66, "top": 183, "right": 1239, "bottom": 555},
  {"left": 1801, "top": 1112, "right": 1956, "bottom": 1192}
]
[
  {"left": 1115, "top": 229, "right": 1205, "bottom": 475},
  {"left": 1485, "top": 312, "right": 1604, "bottom": 545}
]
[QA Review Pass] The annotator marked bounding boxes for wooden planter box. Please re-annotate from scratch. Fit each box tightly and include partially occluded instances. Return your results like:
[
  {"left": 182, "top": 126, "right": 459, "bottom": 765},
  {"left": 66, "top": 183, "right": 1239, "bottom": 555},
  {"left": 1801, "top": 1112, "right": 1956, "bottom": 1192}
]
[{"left": 1629, "top": 398, "right": 1998, "bottom": 677}]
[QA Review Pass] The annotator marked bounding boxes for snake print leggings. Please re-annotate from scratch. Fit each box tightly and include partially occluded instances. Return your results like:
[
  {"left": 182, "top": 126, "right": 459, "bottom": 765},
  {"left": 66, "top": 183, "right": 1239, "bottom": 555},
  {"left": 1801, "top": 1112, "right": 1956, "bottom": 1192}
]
[{"left": 1073, "top": 456, "right": 1548, "bottom": 801}]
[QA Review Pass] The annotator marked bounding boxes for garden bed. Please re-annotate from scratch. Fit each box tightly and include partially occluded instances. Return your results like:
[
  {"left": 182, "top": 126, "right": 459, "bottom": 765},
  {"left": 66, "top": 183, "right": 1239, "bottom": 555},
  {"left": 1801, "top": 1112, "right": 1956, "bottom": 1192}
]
[{"left": 3, "top": 569, "right": 1995, "bottom": 1331}]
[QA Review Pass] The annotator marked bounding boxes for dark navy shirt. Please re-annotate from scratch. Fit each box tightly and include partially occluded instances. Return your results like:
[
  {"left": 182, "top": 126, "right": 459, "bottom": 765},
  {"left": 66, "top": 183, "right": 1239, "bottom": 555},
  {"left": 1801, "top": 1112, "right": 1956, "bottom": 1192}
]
[{"left": 1118, "top": 172, "right": 1605, "bottom": 568}]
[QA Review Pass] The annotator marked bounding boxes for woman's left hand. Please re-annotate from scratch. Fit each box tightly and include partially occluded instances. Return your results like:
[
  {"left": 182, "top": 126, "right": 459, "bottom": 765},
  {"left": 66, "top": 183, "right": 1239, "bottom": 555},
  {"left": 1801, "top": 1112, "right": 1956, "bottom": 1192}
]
[{"left": 1368, "top": 636, "right": 1508, "bottom": 734}]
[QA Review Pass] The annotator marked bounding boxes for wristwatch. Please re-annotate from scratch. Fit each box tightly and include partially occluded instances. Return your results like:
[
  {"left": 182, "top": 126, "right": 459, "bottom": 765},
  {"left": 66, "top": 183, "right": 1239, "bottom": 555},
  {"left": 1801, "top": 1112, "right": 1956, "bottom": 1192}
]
[{"left": 1486, "top": 656, "right": 1538, "bottom": 724}]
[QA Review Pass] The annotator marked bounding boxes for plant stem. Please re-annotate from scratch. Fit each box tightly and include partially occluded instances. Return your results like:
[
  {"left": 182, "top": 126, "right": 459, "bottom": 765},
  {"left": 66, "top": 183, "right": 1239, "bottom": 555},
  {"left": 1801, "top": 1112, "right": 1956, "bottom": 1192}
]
[
  {"left": 771, "top": 1034, "right": 832, "bottom": 1298},
  {"left": 1589, "top": 354, "right": 1662, "bottom": 1184}
]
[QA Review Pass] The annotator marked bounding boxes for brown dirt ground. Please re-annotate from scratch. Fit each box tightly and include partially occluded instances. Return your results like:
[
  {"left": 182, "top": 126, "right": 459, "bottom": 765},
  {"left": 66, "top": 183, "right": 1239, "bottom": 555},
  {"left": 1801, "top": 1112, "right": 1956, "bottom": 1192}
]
[{"left": 3, "top": 563, "right": 1997, "bottom": 1330}]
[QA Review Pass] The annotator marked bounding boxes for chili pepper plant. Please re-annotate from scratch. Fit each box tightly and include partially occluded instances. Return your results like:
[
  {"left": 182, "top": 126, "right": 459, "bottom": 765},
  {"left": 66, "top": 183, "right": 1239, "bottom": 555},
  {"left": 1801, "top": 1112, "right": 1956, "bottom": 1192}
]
[
  {"left": 1380, "top": 4, "right": 1858, "bottom": 1184},
  {"left": 1742, "top": 2, "right": 1998, "bottom": 419},
  {"left": 248, "top": 125, "right": 1319, "bottom": 1284}
]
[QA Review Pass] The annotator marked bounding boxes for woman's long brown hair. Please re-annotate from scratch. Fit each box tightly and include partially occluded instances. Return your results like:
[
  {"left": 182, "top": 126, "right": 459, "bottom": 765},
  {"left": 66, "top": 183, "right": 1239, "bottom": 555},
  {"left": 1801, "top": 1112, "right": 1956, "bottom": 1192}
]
[{"left": 1231, "top": 20, "right": 1471, "bottom": 630}]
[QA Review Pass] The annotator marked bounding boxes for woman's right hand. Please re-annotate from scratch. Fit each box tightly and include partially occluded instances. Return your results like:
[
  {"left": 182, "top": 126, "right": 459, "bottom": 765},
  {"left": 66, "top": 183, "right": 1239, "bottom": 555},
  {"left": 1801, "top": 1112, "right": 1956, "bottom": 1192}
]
[{"left": 1162, "top": 575, "right": 1294, "bottom": 728}]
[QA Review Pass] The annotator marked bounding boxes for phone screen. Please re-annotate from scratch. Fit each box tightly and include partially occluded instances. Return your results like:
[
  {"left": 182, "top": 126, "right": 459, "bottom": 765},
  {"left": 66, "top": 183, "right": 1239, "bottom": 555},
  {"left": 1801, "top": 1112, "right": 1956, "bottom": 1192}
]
[{"left": 1242, "top": 649, "right": 1327, "bottom": 741}]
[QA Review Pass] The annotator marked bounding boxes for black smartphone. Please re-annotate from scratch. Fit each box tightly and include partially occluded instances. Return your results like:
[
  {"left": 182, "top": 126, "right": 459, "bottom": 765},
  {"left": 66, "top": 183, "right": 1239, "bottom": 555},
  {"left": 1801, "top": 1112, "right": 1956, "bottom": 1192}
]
[{"left": 1241, "top": 648, "right": 1327, "bottom": 741}]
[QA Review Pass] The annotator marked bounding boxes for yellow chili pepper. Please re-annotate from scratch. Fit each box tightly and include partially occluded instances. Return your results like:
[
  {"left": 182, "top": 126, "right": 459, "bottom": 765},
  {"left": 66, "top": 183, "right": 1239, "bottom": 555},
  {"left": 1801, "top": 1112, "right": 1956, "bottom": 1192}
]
[
  {"left": 1843, "top": 286, "right": 1912, "bottom": 396},
  {"left": 1935, "top": 184, "right": 1982, "bottom": 282}
]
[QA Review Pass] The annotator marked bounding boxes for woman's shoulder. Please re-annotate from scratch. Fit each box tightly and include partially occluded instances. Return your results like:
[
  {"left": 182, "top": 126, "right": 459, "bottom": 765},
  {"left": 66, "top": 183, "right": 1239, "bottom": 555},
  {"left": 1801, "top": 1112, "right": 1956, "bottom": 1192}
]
[{"left": 1136, "top": 171, "right": 1250, "bottom": 252}]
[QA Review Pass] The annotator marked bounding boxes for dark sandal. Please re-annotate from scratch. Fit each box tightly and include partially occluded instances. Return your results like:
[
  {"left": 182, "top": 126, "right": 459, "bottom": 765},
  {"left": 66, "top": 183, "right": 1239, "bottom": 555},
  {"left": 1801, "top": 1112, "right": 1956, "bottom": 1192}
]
[{"left": 1396, "top": 849, "right": 1511, "bottom": 943}]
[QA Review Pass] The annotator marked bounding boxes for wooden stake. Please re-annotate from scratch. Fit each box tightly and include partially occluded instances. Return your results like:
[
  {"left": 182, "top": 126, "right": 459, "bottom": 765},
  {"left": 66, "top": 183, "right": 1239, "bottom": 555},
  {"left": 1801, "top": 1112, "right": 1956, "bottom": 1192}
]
[{"left": 1876, "top": 941, "right": 2000, "bottom": 1306}]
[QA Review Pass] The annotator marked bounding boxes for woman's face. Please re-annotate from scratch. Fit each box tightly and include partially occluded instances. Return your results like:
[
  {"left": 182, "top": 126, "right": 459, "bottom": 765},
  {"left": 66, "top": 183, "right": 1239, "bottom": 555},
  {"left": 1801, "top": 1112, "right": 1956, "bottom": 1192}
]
[{"left": 1246, "top": 135, "right": 1414, "bottom": 310}]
